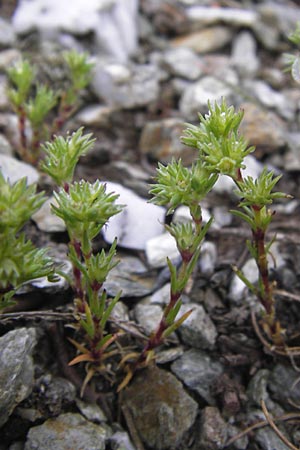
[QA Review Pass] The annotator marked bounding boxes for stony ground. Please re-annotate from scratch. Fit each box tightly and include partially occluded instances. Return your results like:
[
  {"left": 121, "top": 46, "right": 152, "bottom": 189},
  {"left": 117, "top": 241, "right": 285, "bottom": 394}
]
[{"left": 1, "top": 1, "right": 300, "bottom": 449}]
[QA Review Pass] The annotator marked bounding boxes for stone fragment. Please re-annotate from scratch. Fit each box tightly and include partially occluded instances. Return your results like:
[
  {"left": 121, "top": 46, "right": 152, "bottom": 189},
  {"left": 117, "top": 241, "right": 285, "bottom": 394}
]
[
  {"left": 0, "top": 328, "right": 37, "bottom": 427},
  {"left": 269, "top": 363, "right": 300, "bottom": 407},
  {"left": 102, "top": 181, "right": 165, "bottom": 250},
  {"left": 186, "top": 6, "right": 258, "bottom": 28},
  {"left": 24, "top": 413, "right": 107, "bottom": 450},
  {"left": 0, "top": 17, "right": 16, "bottom": 47},
  {"left": 284, "top": 132, "right": 300, "bottom": 171},
  {"left": 255, "top": 429, "right": 289, "bottom": 450},
  {"left": 239, "top": 103, "right": 287, "bottom": 156},
  {"left": 134, "top": 303, "right": 163, "bottom": 336},
  {"left": 179, "top": 76, "right": 236, "bottom": 120},
  {"left": 171, "top": 349, "right": 224, "bottom": 404},
  {"left": 139, "top": 117, "right": 198, "bottom": 165},
  {"left": 145, "top": 233, "right": 179, "bottom": 268},
  {"left": 76, "top": 399, "right": 107, "bottom": 423},
  {"left": 244, "top": 79, "right": 294, "bottom": 120},
  {"left": 197, "top": 406, "right": 228, "bottom": 450},
  {"left": 0, "top": 154, "right": 39, "bottom": 185},
  {"left": 13, "top": 0, "right": 138, "bottom": 62},
  {"left": 162, "top": 47, "right": 203, "bottom": 80},
  {"left": 178, "top": 303, "right": 217, "bottom": 350},
  {"left": 170, "top": 26, "right": 233, "bottom": 54},
  {"left": 122, "top": 365, "right": 198, "bottom": 450},
  {"left": 105, "top": 255, "right": 154, "bottom": 298},
  {"left": 31, "top": 196, "right": 66, "bottom": 233},
  {"left": 231, "top": 31, "right": 259, "bottom": 77},
  {"left": 0, "top": 133, "right": 13, "bottom": 156},
  {"left": 75, "top": 104, "right": 117, "bottom": 127},
  {"left": 92, "top": 61, "right": 160, "bottom": 108},
  {"left": 109, "top": 431, "right": 135, "bottom": 450}
]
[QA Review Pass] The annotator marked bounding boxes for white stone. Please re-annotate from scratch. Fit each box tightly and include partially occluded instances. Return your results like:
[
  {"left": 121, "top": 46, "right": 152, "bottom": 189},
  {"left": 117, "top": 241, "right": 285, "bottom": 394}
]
[
  {"left": 186, "top": 6, "right": 258, "bottom": 27},
  {"left": 0, "top": 154, "right": 39, "bottom": 185},
  {"left": 13, "top": 0, "right": 138, "bottom": 62},
  {"left": 32, "top": 196, "right": 66, "bottom": 233},
  {"left": 102, "top": 181, "right": 165, "bottom": 250},
  {"left": 145, "top": 233, "right": 179, "bottom": 268}
]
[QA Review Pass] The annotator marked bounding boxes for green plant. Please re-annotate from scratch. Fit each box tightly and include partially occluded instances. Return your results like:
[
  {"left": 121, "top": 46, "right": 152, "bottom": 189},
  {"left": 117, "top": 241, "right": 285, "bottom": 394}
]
[
  {"left": 7, "top": 50, "right": 93, "bottom": 165},
  {"left": 182, "top": 99, "right": 288, "bottom": 347},
  {"left": 0, "top": 172, "right": 55, "bottom": 310},
  {"left": 41, "top": 128, "right": 124, "bottom": 395}
]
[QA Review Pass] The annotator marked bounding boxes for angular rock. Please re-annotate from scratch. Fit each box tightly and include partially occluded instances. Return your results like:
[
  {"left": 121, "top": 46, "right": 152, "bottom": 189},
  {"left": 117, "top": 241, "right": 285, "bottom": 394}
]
[
  {"left": 31, "top": 196, "right": 66, "bottom": 233},
  {"left": 244, "top": 79, "right": 294, "bottom": 120},
  {"left": 186, "top": 6, "right": 258, "bottom": 28},
  {"left": 105, "top": 255, "right": 154, "bottom": 298},
  {"left": 102, "top": 181, "right": 165, "bottom": 250},
  {"left": 122, "top": 365, "right": 198, "bottom": 450},
  {"left": 145, "top": 233, "right": 179, "bottom": 268},
  {"left": 139, "top": 117, "right": 198, "bottom": 165},
  {"left": 0, "top": 154, "right": 39, "bottom": 185},
  {"left": 195, "top": 406, "right": 228, "bottom": 450},
  {"left": 231, "top": 31, "right": 259, "bottom": 78},
  {"left": 134, "top": 303, "right": 163, "bottom": 336},
  {"left": 13, "top": 0, "right": 138, "bottom": 62},
  {"left": 170, "top": 26, "right": 233, "bottom": 54},
  {"left": 171, "top": 349, "right": 224, "bottom": 404},
  {"left": 0, "top": 133, "right": 13, "bottom": 156},
  {"left": 24, "top": 412, "right": 107, "bottom": 450},
  {"left": 239, "top": 102, "right": 287, "bottom": 157},
  {"left": 179, "top": 76, "right": 236, "bottom": 120},
  {"left": 0, "top": 328, "right": 37, "bottom": 427},
  {"left": 92, "top": 61, "right": 160, "bottom": 108},
  {"left": 109, "top": 431, "right": 135, "bottom": 450},
  {"left": 162, "top": 47, "right": 203, "bottom": 80},
  {"left": 178, "top": 303, "right": 218, "bottom": 350},
  {"left": 0, "top": 17, "right": 16, "bottom": 47}
]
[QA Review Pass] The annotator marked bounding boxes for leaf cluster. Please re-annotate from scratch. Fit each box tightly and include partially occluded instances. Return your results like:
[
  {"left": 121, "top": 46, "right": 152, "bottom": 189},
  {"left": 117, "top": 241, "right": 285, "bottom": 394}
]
[
  {"left": 41, "top": 128, "right": 96, "bottom": 186},
  {"left": 52, "top": 179, "right": 122, "bottom": 247},
  {"left": 0, "top": 173, "right": 55, "bottom": 309},
  {"left": 182, "top": 99, "right": 254, "bottom": 178}
]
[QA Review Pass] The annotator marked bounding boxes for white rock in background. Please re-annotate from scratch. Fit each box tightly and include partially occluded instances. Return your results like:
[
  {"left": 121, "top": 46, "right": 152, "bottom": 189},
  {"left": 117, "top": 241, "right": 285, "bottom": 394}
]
[
  {"left": 32, "top": 196, "right": 66, "bottom": 233},
  {"left": 103, "top": 181, "right": 165, "bottom": 250},
  {"left": 186, "top": 6, "right": 258, "bottom": 27},
  {"left": 179, "top": 76, "right": 236, "bottom": 120},
  {"left": 146, "top": 233, "right": 179, "bottom": 268},
  {"left": 92, "top": 61, "right": 160, "bottom": 108},
  {"left": 0, "top": 154, "right": 39, "bottom": 185},
  {"left": 231, "top": 31, "right": 260, "bottom": 78},
  {"left": 13, "top": 0, "right": 138, "bottom": 62}
]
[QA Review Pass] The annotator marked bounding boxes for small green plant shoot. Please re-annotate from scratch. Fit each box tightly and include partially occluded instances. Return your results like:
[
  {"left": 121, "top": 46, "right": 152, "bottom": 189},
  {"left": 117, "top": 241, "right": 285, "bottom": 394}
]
[
  {"left": 7, "top": 50, "right": 93, "bottom": 165},
  {"left": 41, "top": 128, "right": 124, "bottom": 395},
  {"left": 0, "top": 173, "right": 55, "bottom": 310}
]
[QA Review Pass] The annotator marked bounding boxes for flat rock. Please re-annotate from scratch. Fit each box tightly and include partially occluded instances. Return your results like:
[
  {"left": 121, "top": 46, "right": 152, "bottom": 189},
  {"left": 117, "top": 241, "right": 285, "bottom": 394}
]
[
  {"left": 0, "top": 328, "right": 37, "bottom": 427},
  {"left": 0, "top": 154, "right": 39, "bottom": 185},
  {"left": 13, "top": 0, "right": 138, "bottom": 62},
  {"left": 122, "top": 365, "right": 198, "bottom": 450},
  {"left": 179, "top": 76, "right": 236, "bottom": 120},
  {"left": 139, "top": 117, "right": 198, "bottom": 165},
  {"left": 178, "top": 303, "right": 218, "bottom": 350},
  {"left": 239, "top": 102, "right": 287, "bottom": 157},
  {"left": 170, "top": 26, "right": 233, "bottom": 54},
  {"left": 24, "top": 412, "right": 107, "bottom": 450},
  {"left": 186, "top": 6, "right": 258, "bottom": 28},
  {"left": 92, "top": 61, "right": 161, "bottom": 108},
  {"left": 171, "top": 349, "right": 224, "bottom": 405},
  {"left": 102, "top": 181, "right": 165, "bottom": 250},
  {"left": 105, "top": 255, "right": 154, "bottom": 298},
  {"left": 162, "top": 47, "right": 203, "bottom": 80}
]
